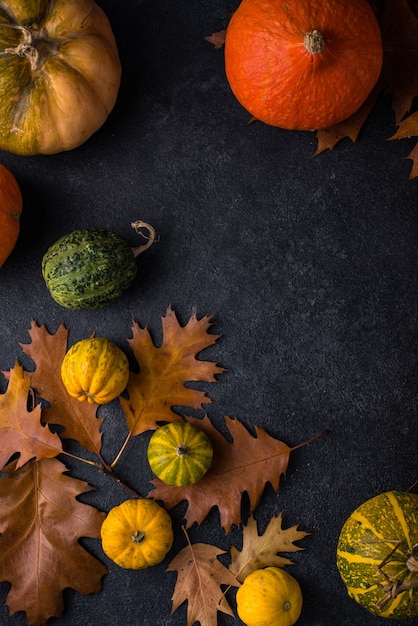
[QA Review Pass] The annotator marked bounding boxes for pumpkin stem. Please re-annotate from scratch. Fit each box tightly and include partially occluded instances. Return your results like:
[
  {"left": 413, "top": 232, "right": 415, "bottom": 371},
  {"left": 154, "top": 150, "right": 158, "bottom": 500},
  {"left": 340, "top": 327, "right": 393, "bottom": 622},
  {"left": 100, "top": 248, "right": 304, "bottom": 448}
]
[
  {"left": 2, "top": 24, "right": 54, "bottom": 72},
  {"left": 130, "top": 220, "right": 157, "bottom": 258},
  {"left": 176, "top": 445, "right": 190, "bottom": 457},
  {"left": 303, "top": 30, "right": 325, "bottom": 55},
  {"left": 131, "top": 530, "right": 145, "bottom": 544}
]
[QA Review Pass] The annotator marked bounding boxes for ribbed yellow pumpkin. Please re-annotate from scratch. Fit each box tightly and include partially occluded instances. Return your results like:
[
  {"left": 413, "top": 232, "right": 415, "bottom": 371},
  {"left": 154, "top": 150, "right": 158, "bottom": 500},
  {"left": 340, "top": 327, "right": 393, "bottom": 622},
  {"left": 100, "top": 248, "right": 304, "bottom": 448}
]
[
  {"left": 61, "top": 337, "right": 129, "bottom": 404},
  {"left": 100, "top": 499, "right": 174, "bottom": 570},
  {"left": 236, "top": 567, "right": 303, "bottom": 626}
]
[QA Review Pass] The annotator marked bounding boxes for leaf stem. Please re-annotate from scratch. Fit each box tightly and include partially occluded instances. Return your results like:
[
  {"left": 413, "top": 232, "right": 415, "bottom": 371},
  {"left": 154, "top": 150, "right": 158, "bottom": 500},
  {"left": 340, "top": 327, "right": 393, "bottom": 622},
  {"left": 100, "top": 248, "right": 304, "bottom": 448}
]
[
  {"left": 59, "top": 450, "right": 142, "bottom": 497},
  {"left": 109, "top": 430, "right": 133, "bottom": 469},
  {"left": 290, "top": 430, "right": 327, "bottom": 451}
]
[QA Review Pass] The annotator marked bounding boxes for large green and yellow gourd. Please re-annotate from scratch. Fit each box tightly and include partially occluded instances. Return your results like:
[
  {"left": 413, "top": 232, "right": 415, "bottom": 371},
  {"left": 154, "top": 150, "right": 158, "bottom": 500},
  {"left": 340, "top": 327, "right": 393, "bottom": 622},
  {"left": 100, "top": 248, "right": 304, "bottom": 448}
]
[
  {"left": 42, "top": 222, "right": 155, "bottom": 309},
  {"left": 147, "top": 421, "right": 214, "bottom": 487},
  {"left": 336, "top": 490, "right": 418, "bottom": 619}
]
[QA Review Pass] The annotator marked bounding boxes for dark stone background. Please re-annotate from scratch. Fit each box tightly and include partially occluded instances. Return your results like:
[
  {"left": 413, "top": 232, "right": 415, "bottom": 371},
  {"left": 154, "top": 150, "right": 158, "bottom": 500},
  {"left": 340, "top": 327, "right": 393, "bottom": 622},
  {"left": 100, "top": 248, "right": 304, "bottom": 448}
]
[{"left": 0, "top": 1, "right": 417, "bottom": 625}]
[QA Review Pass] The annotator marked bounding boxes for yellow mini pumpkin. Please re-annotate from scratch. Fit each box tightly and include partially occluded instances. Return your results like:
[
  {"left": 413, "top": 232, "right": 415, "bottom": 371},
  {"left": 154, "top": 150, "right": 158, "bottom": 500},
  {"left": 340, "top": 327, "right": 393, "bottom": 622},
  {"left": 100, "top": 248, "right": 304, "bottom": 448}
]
[
  {"left": 100, "top": 498, "right": 174, "bottom": 570},
  {"left": 61, "top": 337, "right": 129, "bottom": 404},
  {"left": 236, "top": 567, "right": 303, "bottom": 626}
]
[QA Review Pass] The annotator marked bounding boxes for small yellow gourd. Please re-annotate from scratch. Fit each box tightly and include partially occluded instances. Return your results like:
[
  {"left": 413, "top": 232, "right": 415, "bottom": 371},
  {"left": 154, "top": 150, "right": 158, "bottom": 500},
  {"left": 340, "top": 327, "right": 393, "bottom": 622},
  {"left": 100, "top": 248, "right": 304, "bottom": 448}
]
[
  {"left": 61, "top": 337, "right": 129, "bottom": 404},
  {"left": 100, "top": 498, "right": 174, "bottom": 570},
  {"left": 236, "top": 567, "right": 303, "bottom": 626}
]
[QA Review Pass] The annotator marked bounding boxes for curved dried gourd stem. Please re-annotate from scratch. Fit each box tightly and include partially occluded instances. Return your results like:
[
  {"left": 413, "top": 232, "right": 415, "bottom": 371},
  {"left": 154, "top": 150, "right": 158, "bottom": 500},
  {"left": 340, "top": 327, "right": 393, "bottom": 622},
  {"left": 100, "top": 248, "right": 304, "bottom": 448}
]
[
  {"left": 375, "top": 541, "right": 418, "bottom": 610},
  {"left": 130, "top": 220, "right": 157, "bottom": 258}
]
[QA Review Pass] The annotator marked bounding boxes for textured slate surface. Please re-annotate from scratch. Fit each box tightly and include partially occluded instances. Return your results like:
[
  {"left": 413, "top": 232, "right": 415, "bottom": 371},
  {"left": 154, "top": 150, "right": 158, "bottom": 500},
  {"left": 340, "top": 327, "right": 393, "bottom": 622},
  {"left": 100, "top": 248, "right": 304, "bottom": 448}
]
[{"left": 0, "top": 1, "right": 417, "bottom": 625}]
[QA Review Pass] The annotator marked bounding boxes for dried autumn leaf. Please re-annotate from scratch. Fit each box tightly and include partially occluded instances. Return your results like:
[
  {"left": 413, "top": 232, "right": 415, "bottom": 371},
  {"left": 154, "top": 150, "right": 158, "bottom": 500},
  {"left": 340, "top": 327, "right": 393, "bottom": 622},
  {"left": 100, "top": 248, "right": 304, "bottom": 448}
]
[
  {"left": 0, "top": 457, "right": 107, "bottom": 626},
  {"left": 0, "top": 361, "right": 62, "bottom": 469},
  {"left": 204, "top": 29, "right": 226, "bottom": 49},
  {"left": 149, "top": 415, "right": 314, "bottom": 533},
  {"left": 18, "top": 321, "right": 103, "bottom": 455},
  {"left": 167, "top": 541, "right": 239, "bottom": 626},
  {"left": 119, "top": 306, "right": 224, "bottom": 436},
  {"left": 229, "top": 513, "right": 309, "bottom": 582}
]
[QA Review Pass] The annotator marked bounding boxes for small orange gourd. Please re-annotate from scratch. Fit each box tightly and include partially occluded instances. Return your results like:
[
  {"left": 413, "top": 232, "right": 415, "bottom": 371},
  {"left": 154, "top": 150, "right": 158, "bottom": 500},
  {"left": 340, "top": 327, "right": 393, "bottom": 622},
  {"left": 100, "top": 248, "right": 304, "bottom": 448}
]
[
  {"left": 236, "top": 567, "right": 303, "bottom": 626},
  {"left": 100, "top": 499, "right": 173, "bottom": 570},
  {"left": 224, "top": 0, "right": 383, "bottom": 130},
  {"left": 61, "top": 337, "right": 129, "bottom": 404},
  {"left": 0, "top": 163, "right": 22, "bottom": 267}
]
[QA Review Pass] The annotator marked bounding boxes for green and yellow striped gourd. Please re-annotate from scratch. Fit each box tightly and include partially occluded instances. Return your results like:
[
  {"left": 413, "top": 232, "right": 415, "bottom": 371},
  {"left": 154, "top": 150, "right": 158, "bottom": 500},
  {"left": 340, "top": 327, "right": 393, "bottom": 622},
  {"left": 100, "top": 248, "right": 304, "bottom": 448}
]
[
  {"left": 147, "top": 422, "right": 213, "bottom": 487},
  {"left": 336, "top": 490, "right": 418, "bottom": 619}
]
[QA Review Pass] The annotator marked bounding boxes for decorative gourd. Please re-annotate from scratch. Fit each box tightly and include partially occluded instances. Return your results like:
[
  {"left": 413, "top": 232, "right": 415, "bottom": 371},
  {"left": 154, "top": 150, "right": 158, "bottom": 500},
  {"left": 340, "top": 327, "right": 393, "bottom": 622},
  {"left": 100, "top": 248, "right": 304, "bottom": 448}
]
[
  {"left": 61, "top": 337, "right": 129, "bottom": 404},
  {"left": 224, "top": 0, "right": 383, "bottom": 130},
  {"left": 236, "top": 567, "right": 303, "bottom": 626},
  {"left": 0, "top": 163, "right": 22, "bottom": 266},
  {"left": 147, "top": 421, "right": 214, "bottom": 487},
  {"left": 41, "top": 221, "right": 156, "bottom": 309},
  {"left": 0, "top": 0, "right": 121, "bottom": 155},
  {"left": 100, "top": 498, "right": 173, "bottom": 570},
  {"left": 336, "top": 490, "right": 418, "bottom": 619}
]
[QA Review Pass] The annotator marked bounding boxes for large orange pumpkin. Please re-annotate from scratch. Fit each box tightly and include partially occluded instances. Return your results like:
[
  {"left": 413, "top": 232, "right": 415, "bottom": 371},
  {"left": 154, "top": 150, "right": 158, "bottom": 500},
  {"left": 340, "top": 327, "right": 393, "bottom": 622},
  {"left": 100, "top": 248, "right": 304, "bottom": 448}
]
[
  {"left": 0, "top": 163, "right": 22, "bottom": 266},
  {"left": 224, "top": 0, "right": 383, "bottom": 131},
  {"left": 0, "top": 0, "right": 121, "bottom": 155}
]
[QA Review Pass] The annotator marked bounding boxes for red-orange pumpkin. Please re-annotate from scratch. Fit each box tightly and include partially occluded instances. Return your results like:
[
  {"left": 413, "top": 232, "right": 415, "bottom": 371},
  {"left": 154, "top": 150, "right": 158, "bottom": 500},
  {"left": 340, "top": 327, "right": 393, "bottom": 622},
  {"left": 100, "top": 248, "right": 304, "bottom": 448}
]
[
  {"left": 224, "top": 0, "right": 383, "bottom": 131},
  {"left": 0, "top": 163, "right": 22, "bottom": 267}
]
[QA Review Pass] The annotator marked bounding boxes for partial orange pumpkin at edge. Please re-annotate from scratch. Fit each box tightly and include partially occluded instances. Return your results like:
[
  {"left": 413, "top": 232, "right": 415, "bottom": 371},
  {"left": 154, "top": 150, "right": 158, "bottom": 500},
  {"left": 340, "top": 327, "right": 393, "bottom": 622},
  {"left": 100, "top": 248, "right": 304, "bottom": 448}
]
[{"left": 0, "top": 163, "right": 22, "bottom": 267}]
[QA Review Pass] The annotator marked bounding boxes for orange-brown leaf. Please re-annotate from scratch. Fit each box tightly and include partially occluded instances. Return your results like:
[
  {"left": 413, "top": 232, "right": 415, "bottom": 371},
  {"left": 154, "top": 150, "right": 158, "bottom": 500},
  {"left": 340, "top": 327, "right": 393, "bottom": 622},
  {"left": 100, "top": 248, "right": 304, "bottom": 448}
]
[
  {"left": 229, "top": 513, "right": 309, "bottom": 582},
  {"left": 204, "top": 29, "right": 226, "bottom": 49},
  {"left": 405, "top": 142, "right": 418, "bottom": 178},
  {"left": 315, "top": 87, "right": 380, "bottom": 154},
  {"left": 167, "top": 542, "right": 239, "bottom": 626},
  {"left": 19, "top": 321, "right": 103, "bottom": 455},
  {"left": 120, "top": 306, "right": 224, "bottom": 435},
  {"left": 0, "top": 458, "right": 107, "bottom": 626},
  {"left": 148, "top": 415, "right": 292, "bottom": 532},
  {"left": 0, "top": 361, "right": 62, "bottom": 469}
]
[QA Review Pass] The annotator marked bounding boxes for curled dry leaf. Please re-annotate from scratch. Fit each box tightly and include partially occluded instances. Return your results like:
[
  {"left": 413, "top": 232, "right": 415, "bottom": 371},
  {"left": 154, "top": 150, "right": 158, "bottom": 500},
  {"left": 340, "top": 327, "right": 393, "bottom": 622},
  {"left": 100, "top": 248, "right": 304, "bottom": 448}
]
[
  {"left": 149, "top": 415, "right": 318, "bottom": 533},
  {"left": 167, "top": 541, "right": 239, "bottom": 626},
  {"left": 17, "top": 321, "right": 103, "bottom": 454},
  {"left": 119, "top": 305, "right": 224, "bottom": 436},
  {"left": 229, "top": 513, "right": 309, "bottom": 582},
  {"left": 0, "top": 361, "right": 62, "bottom": 469}
]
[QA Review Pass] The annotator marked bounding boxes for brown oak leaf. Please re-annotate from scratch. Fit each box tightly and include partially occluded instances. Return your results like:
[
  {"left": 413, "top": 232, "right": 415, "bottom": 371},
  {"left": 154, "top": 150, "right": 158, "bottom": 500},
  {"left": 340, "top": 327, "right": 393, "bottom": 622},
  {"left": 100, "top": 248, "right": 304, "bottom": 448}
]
[
  {"left": 0, "top": 361, "right": 62, "bottom": 470},
  {"left": 119, "top": 306, "right": 224, "bottom": 436},
  {"left": 229, "top": 513, "right": 309, "bottom": 582},
  {"left": 167, "top": 541, "right": 239, "bottom": 626},
  {"left": 0, "top": 457, "right": 107, "bottom": 626},
  {"left": 148, "top": 415, "right": 315, "bottom": 533},
  {"left": 18, "top": 321, "right": 103, "bottom": 455}
]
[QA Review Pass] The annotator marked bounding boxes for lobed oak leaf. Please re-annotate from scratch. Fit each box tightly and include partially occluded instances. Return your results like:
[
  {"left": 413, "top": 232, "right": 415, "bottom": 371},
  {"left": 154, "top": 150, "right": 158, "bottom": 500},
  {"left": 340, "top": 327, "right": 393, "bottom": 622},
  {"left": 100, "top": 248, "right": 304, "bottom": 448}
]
[
  {"left": 148, "top": 415, "right": 315, "bottom": 533},
  {"left": 0, "top": 457, "right": 107, "bottom": 626},
  {"left": 18, "top": 321, "right": 103, "bottom": 455},
  {"left": 167, "top": 541, "right": 239, "bottom": 626},
  {"left": 229, "top": 513, "right": 309, "bottom": 582},
  {"left": 0, "top": 361, "right": 62, "bottom": 470},
  {"left": 119, "top": 306, "right": 224, "bottom": 435}
]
